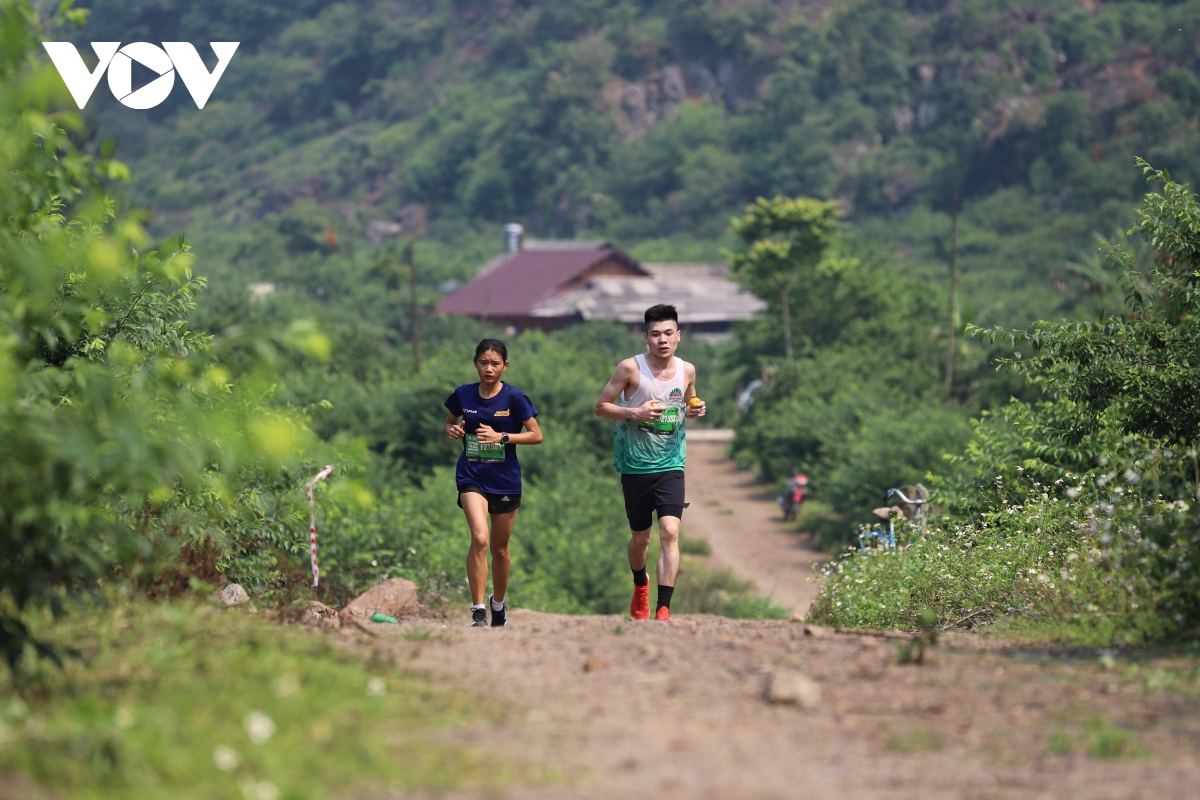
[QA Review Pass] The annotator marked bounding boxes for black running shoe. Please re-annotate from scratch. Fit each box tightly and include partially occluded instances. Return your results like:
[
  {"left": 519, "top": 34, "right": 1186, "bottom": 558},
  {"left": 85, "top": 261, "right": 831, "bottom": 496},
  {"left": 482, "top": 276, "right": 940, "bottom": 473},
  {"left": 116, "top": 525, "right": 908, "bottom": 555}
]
[
  {"left": 471, "top": 607, "right": 488, "bottom": 627},
  {"left": 489, "top": 594, "right": 508, "bottom": 628}
]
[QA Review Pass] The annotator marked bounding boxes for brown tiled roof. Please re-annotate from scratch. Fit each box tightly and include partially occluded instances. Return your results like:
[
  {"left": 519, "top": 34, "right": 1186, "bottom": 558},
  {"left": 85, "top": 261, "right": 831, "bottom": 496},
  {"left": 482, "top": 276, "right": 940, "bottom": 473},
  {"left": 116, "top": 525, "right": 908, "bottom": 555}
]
[
  {"left": 438, "top": 245, "right": 645, "bottom": 317},
  {"left": 529, "top": 264, "right": 765, "bottom": 324}
]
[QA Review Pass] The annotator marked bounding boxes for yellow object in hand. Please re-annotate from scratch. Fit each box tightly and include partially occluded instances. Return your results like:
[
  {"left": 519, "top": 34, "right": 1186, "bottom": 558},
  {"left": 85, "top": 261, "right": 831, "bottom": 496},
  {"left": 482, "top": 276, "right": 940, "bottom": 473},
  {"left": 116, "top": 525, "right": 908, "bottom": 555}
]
[{"left": 688, "top": 397, "right": 704, "bottom": 408}]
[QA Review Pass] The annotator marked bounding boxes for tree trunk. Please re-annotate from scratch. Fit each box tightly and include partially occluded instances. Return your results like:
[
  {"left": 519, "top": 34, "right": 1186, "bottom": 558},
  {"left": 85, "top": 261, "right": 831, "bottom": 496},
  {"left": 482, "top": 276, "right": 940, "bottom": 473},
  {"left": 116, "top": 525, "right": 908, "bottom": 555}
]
[
  {"left": 406, "top": 238, "right": 420, "bottom": 374},
  {"left": 781, "top": 283, "right": 794, "bottom": 365},
  {"left": 945, "top": 191, "right": 959, "bottom": 398}
]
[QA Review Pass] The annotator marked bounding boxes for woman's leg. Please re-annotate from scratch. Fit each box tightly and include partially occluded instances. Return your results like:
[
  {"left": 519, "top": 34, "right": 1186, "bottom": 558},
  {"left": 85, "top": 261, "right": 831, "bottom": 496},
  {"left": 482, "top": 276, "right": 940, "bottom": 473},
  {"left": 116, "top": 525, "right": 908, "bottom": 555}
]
[
  {"left": 488, "top": 509, "right": 517, "bottom": 603},
  {"left": 461, "top": 492, "right": 491, "bottom": 605}
]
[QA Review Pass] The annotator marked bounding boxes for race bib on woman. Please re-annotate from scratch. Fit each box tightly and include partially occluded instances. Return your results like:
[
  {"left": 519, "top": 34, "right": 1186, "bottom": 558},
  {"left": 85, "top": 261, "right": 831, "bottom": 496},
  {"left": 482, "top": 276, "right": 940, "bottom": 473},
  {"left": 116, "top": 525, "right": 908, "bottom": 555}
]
[{"left": 465, "top": 434, "right": 505, "bottom": 462}]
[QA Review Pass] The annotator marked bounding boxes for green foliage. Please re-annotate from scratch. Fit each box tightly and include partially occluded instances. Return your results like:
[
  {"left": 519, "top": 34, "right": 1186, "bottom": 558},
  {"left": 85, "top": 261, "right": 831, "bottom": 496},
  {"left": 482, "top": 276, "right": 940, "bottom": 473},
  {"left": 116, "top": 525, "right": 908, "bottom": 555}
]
[
  {"left": 820, "top": 404, "right": 970, "bottom": 531},
  {"left": 0, "top": 599, "right": 498, "bottom": 798},
  {"left": 678, "top": 535, "right": 712, "bottom": 556},
  {"left": 884, "top": 726, "right": 943, "bottom": 753},
  {"left": 729, "top": 228, "right": 974, "bottom": 547},
  {"left": 1045, "top": 717, "right": 1145, "bottom": 760},
  {"left": 975, "top": 160, "right": 1200, "bottom": 448},
  {"left": 0, "top": 0, "right": 336, "bottom": 665},
  {"left": 896, "top": 609, "right": 939, "bottom": 665},
  {"left": 932, "top": 399, "right": 1112, "bottom": 519},
  {"left": 814, "top": 165, "right": 1200, "bottom": 641},
  {"left": 728, "top": 196, "right": 842, "bottom": 362},
  {"left": 1086, "top": 722, "right": 1137, "bottom": 760},
  {"left": 0, "top": 0, "right": 183, "bottom": 659},
  {"left": 815, "top": 408, "right": 1200, "bottom": 639},
  {"left": 671, "top": 563, "right": 790, "bottom": 620},
  {"left": 20, "top": 0, "right": 1200, "bottom": 642},
  {"left": 729, "top": 197, "right": 842, "bottom": 273},
  {"left": 69, "top": 0, "right": 1200, "bottom": 345},
  {"left": 809, "top": 493, "right": 1080, "bottom": 632}
]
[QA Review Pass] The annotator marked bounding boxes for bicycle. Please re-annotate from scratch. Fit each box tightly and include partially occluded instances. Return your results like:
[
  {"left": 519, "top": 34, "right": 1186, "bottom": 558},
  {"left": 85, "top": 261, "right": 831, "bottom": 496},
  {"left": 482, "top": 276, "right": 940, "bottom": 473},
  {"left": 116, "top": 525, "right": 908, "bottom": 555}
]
[{"left": 857, "top": 486, "right": 927, "bottom": 551}]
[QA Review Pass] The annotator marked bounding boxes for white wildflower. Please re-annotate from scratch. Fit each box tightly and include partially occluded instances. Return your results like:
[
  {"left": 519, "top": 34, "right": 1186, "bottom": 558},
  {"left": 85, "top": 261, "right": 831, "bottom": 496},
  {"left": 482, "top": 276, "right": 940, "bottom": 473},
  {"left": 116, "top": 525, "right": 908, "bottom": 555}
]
[
  {"left": 240, "top": 778, "right": 280, "bottom": 800},
  {"left": 274, "top": 673, "right": 300, "bottom": 698},
  {"left": 244, "top": 711, "right": 276, "bottom": 744},
  {"left": 114, "top": 707, "right": 134, "bottom": 729},
  {"left": 213, "top": 745, "right": 240, "bottom": 772}
]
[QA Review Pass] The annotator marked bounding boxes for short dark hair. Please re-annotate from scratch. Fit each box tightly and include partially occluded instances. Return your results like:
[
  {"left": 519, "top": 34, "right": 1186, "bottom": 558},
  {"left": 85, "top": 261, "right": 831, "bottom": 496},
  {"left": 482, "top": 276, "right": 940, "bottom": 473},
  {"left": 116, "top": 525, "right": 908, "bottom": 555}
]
[
  {"left": 644, "top": 304, "right": 679, "bottom": 330},
  {"left": 474, "top": 338, "right": 508, "bottom": 362}
]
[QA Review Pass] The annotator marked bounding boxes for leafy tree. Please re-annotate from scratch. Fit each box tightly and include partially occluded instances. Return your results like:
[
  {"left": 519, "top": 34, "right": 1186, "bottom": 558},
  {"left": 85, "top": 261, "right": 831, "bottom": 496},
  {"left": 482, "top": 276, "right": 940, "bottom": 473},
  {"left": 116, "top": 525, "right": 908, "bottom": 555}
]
[
  {"left": 868, "top": 161, "right": 1200, "bottom": 637},
  {"left": 975, "top": 161, "right": 1200, "bottom": 466},
  {"left": 728, "top": 196, "right": 841, "bottom": 363},
  {"left": 0, "top": 0, "right": 324, "bottom": 667}
]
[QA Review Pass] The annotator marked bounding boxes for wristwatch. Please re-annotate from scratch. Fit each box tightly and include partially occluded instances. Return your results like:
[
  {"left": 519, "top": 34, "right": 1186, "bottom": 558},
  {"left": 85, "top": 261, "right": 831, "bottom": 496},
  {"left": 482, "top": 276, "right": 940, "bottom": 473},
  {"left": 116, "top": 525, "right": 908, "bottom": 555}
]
[{"left": 500, "top": 433, "right": 510, "bottom": 445}]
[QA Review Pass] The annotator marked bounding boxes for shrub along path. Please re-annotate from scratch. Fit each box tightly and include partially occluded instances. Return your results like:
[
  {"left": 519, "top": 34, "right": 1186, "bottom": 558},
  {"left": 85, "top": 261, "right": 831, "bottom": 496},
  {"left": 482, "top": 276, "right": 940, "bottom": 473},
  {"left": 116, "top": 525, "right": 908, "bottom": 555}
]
[{"left": 681, "top": 435, "right": 827, "bottom": 617}]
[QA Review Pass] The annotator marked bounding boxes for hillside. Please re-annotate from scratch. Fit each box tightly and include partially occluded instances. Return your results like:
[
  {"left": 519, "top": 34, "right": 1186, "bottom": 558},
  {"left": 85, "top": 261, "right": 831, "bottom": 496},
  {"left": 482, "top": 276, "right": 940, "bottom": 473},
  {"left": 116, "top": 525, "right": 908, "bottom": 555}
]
[
  {"left": 30, "top": 0, "right": 1200, "bottom": 588},
  {"left": 73, "top": 0, "right": 1200, "bottom": 327},
  {"left": 6, "top": 18, "right": 1200, "bottom": 799}
]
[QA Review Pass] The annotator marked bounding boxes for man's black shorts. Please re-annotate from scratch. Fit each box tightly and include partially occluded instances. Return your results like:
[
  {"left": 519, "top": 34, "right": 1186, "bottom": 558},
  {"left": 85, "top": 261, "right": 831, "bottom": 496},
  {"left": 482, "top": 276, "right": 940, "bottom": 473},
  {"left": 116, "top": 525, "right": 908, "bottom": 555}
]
[
  {"left": 457, "top": 484, "right": 522, "bottom": 515},
  {"left": 620, "top": 470, "right": 687, "bottom": 531}
]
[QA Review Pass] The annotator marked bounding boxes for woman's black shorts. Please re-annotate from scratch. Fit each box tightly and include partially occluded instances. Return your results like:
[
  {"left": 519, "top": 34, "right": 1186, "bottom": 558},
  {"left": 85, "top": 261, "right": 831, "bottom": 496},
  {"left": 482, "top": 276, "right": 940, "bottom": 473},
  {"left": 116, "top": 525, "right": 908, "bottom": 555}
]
[
  {"left": 620, "top": 470, "right": 687, "bottom": 531},
  {"left": 457, "top": 484, "right": 522, "bottom": 515}
]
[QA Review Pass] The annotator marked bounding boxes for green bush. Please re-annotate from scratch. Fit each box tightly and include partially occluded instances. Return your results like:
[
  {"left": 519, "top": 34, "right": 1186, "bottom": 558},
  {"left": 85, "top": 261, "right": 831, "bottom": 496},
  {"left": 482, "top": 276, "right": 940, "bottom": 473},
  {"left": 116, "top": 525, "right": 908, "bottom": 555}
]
[
  {"left": 809, "top": 493, "right": 1081, "bottom": 631},
  {"left": 0, "top": 2, "right": 355, "bottom": 663},
  {"left": 813, "top": 163, "right": 1200, "bottom": 639},
  {"left": 729, "top": 222, "right": 973, "bottom": 547},
  {"left": 672, "top": 562, "right": 790, "bottom": 620}
]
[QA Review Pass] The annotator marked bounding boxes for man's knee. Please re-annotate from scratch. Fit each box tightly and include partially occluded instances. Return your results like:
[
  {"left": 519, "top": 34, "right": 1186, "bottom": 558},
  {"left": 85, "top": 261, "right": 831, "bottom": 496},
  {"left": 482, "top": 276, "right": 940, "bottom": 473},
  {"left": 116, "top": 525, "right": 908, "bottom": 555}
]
[
  {"left": 469, "top": 533, "right": 489, "bottom": 552},
  {"left": 658, "top": 517, "right": 680, "bottom": 545},
  {"left": 629, "top": 528, "right": 652, "bottom": 547},
  {"left": 490, "top": 541, "right": 509, "bottom": 559}
]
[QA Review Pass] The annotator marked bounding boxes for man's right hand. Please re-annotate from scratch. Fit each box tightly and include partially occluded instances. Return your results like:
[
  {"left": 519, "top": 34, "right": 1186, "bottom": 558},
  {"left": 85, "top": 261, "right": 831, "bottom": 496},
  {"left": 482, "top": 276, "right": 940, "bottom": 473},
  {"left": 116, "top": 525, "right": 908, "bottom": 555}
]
[
  {"left": 444, "top": 422, "right": 465, "bottom": 440},
  {"left": 631, "top": 401, "right": 665, "bottom": 422}
]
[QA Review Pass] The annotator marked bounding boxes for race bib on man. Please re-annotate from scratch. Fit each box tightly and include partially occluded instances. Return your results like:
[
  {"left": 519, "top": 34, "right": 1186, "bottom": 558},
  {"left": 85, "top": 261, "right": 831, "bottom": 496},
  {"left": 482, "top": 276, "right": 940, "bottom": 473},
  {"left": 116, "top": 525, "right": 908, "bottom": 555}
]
[
  {"left": 465, "top": 434, "right": 505, "bottom": 462},
  {"left": 637, "top": 405, "right": 680, "bottom": 435}
]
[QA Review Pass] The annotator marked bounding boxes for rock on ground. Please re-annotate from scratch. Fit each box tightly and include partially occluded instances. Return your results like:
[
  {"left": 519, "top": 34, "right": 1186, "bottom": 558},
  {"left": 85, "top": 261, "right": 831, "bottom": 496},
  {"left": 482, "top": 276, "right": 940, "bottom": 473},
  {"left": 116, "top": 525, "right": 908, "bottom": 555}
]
[
  {"left": 217, "top": 584, "right": 250, "bottom": 607},
  {"left": 301, "top": 601, "right": 340, "bottom": 628},
  {"left": 344, "top": 578, "right": 420, "bottom": 620},
  {"left": 763, "top": 669, "right": 821, "bottom": 708}
]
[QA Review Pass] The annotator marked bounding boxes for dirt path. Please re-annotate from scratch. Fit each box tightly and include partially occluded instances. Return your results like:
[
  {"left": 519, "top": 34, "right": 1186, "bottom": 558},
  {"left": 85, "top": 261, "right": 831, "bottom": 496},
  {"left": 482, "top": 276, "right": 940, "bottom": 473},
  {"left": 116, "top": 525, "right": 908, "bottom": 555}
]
[
  {"left": 350, "top": 613, "right": 1200, "bottom": 799},
  {"left": 333, "top": 435, "right": 1199, "bottom": 798},
  {"left": 683, "top": 432, "right": 826, "bottom": 616}
]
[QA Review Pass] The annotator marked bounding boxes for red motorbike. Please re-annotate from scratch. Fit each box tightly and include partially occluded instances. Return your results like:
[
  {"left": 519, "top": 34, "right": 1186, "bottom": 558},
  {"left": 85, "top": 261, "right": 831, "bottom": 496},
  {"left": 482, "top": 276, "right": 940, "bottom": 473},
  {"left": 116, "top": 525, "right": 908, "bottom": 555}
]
[{"left": 780, "top": 473, "right": 808, "bottom": 521}]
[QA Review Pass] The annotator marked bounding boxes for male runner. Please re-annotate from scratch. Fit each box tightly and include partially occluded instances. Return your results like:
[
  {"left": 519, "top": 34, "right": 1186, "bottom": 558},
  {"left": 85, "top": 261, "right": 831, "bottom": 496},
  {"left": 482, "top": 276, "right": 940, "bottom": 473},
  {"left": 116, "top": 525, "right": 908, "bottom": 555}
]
[{"left": 594, "top": 304, "right": 706, "bottom": 622}]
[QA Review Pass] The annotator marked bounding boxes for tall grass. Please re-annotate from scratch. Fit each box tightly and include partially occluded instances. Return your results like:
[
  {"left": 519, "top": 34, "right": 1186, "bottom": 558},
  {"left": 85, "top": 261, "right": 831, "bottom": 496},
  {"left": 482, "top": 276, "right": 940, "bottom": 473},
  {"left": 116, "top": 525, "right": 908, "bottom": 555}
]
[
  {"left": 808, "top": 488, "right": 1184, "bottom": 644},
  {"left": 0, "top": 599, "right": 504, "bottom": 799},
  {"left": 808, "top": 499, "right": 1076, "bottom": 631}
]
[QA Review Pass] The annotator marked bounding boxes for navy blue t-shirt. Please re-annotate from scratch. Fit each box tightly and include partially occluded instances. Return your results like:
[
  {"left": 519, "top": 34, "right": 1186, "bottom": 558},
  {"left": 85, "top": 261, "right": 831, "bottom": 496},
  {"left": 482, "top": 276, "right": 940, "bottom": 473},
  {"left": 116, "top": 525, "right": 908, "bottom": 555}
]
[{"left": 444, "top": 382, "right": 538, "bottom": 495}]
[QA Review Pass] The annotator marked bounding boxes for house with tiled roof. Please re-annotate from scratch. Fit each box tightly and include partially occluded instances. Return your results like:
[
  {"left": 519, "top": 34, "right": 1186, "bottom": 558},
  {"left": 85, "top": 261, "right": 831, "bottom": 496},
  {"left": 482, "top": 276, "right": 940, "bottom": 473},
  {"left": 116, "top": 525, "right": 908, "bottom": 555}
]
[{"left": 437, "top": 225, "right": 765, "bottom": 335}]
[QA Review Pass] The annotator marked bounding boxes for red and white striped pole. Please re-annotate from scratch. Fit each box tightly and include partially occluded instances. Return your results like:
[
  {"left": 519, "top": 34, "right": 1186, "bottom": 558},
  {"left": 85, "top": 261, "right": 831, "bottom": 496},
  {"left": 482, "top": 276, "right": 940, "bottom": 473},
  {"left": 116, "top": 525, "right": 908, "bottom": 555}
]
[{"left": 306, "top": 465, "right": 335, "bottom": 587}]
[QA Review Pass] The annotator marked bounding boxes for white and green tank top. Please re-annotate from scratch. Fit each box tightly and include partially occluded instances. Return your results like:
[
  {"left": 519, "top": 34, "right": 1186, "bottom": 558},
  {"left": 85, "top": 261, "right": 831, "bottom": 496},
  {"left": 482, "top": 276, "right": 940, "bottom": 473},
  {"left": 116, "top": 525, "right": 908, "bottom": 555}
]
[{"left": 613, "top": 354, "right": 687, "bottom": 475}]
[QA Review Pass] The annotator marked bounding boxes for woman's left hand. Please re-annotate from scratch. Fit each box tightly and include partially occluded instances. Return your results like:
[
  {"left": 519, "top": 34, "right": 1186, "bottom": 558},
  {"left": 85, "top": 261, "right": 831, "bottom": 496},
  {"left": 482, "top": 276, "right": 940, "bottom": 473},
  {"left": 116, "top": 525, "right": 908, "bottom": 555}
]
[{"left": 476, "top": 423, "right": 503, "bottom": 444}]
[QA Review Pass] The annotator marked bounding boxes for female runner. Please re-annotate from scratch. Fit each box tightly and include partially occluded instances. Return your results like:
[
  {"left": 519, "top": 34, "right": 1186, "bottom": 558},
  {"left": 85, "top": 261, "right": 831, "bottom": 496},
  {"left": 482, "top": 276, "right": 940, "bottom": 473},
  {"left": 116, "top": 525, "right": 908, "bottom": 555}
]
[{"left": 443, "top": 338, "right": 543, "bottom": 626}]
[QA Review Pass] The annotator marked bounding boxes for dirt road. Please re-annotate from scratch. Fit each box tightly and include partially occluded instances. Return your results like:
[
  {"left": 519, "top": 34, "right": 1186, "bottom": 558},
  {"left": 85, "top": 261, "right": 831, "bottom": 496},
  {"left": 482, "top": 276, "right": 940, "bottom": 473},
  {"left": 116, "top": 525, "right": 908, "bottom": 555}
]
[
  {"left": 337, "top": 435, "right": 1200, "bottom": 798},
  {"left": 683, "top": 433, "right": 826, "bottom": 616},
  {"left": 357, "top": 613, "right": 1200, "bottom": 799}
]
